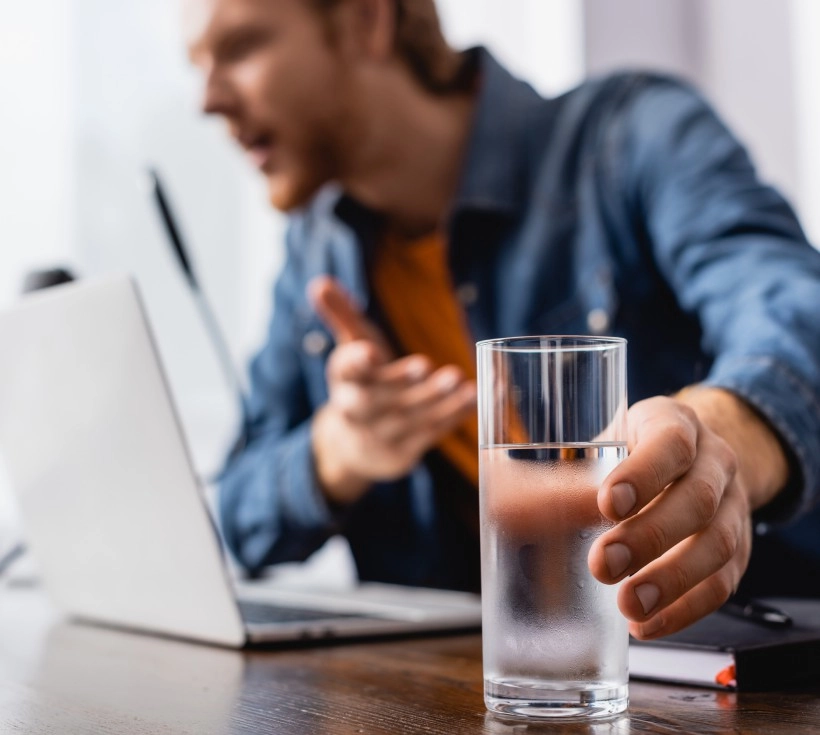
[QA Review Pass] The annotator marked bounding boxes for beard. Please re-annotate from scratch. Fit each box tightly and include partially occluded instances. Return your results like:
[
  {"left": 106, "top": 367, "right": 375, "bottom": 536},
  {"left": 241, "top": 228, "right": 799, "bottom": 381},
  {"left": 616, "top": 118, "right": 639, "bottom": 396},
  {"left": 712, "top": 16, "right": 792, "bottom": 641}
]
[{"left": 264, "top": 119, "right": 349, "bottom": 212}]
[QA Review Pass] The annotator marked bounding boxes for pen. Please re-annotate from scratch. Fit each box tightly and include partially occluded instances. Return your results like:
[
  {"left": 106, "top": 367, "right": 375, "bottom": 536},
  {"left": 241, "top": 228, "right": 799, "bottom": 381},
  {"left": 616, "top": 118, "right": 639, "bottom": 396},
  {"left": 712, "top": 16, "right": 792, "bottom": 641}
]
[
  {"left": 0, "top": 543, "right": 25, "bottom": 579},
  {"left": 720, "top": 596, "right": 793, "bottom": 628}
]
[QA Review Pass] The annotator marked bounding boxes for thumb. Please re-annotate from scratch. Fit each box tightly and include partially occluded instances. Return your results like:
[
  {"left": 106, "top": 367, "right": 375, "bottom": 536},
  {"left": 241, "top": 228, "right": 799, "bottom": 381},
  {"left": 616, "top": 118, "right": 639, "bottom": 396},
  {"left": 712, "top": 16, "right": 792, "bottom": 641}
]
[{"left": 307, "top": 276, "right": 391, "bottom": 353}]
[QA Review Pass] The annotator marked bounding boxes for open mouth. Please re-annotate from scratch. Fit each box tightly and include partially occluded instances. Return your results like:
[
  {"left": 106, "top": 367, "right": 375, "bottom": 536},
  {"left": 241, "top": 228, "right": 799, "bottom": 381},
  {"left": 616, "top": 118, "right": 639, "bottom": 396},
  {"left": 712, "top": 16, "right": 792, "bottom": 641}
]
[{"left": 240, "top": 133, "right": 274, "bottom": 171}]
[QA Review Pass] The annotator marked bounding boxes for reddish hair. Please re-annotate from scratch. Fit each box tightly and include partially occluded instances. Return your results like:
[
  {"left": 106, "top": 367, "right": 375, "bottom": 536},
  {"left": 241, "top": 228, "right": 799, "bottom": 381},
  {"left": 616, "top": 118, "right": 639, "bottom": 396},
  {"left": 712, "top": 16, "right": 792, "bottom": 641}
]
[{"left": 308, "top": 0, "right": 472, "bottom": 94}]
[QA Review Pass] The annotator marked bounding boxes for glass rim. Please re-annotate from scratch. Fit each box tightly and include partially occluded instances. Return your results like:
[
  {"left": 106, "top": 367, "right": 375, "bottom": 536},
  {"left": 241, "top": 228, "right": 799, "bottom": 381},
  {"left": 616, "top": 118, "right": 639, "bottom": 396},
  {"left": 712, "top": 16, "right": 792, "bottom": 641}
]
[{"left": 476, "top": 335, "right": 627, "bottom": 353}]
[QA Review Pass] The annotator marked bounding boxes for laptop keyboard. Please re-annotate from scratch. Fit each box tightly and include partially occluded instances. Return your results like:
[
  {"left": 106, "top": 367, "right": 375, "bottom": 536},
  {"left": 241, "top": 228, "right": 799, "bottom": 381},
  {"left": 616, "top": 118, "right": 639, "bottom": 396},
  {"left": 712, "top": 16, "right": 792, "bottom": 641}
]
[{"left": 238, "top": 600, "right": 370, "bottom": 625}]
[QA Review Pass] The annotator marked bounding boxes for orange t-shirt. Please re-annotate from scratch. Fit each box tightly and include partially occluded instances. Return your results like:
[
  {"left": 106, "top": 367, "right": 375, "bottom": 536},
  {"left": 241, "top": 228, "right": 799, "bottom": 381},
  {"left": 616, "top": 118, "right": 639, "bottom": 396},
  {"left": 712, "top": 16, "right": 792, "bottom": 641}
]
[{"left": 370, "top": 230, "right": 479, "bottom": 488}]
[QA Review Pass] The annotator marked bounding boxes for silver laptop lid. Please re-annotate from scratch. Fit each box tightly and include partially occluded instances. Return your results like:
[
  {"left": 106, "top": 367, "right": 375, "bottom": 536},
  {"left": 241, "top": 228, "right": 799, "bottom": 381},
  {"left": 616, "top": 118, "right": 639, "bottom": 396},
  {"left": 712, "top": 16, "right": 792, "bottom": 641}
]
[{"left": 0, "top": 275, "right": 245, "bottom": 647}]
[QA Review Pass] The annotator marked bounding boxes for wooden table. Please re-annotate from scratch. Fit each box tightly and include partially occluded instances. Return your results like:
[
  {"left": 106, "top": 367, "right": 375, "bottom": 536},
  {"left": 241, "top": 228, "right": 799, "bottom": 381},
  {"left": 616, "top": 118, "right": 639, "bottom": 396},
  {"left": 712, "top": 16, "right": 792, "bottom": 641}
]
[{"left": 1, "top": 586, "right": 819, "bottom": 734}]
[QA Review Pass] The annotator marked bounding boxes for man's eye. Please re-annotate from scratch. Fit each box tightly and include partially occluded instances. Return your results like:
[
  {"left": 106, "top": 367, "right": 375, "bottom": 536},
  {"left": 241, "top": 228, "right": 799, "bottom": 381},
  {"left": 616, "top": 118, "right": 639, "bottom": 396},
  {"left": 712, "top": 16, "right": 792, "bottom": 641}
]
[{"left": 218, "top": 30, "right": 270, "bottom": 63}]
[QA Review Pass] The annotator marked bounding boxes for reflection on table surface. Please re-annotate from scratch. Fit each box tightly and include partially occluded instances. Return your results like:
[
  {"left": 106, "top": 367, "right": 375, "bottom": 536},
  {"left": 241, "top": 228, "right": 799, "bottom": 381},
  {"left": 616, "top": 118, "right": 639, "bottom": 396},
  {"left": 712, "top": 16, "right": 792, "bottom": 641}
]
[
  {"left": 1, "top": 586, "right": 820, "bottom": 735},
  {"left": 0, "top": 588, "right": 243, "bottom": 734}
]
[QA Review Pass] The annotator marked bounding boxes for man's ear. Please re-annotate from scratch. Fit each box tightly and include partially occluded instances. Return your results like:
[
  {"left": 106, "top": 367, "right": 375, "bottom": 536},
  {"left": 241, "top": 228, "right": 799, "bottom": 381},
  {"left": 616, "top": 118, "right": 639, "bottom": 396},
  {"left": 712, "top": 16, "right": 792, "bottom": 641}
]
[{"left": 332, "top": 0, "right": 397, "bottom": 62}]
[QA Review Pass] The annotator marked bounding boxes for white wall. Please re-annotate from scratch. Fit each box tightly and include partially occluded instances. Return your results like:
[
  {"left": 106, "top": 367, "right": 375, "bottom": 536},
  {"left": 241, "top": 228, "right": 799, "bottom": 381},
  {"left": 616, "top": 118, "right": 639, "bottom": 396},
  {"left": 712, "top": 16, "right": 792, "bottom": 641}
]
[
  {"left": 0, "top": 1, "right": 74, "bottom": 307},
  {"left": 0, "top": 0, "right": 74, "bottom": 544},
  {"left": 67, "top": 0, "right": 285, "bottom": 474},
  {"left": 584, "top": 0, "right": 817, "bottom": 246},
  {"left": 584, "top": 0, "right": 701, "bottom": 81},
  {"left": 698, "top": 0, "right": 798, "bottom": 205},
  {"left": 791, "top": 0, "right": 820, "bottom": 244},
  {"left": 439, "top": 0, "right": 584, "bottom": 96}
]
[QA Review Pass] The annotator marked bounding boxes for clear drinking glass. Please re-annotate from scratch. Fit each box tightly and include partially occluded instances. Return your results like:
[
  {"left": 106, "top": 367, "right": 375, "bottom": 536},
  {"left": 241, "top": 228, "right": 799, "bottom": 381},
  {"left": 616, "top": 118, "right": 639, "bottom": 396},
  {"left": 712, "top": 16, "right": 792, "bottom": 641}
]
[{"left": 477, "top": 336, "right": 629, "bottom": 720}]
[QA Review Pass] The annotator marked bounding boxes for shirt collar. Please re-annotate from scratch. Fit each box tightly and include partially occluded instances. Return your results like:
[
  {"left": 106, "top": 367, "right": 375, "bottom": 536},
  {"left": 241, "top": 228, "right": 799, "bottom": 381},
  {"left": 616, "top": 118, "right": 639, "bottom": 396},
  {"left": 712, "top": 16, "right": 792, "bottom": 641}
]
[
  {"left": 329, "top": 47, "right": 542, "bottom": 230},
  {"left": 451, "top": 47, "right": 545, "bottom": 217}
]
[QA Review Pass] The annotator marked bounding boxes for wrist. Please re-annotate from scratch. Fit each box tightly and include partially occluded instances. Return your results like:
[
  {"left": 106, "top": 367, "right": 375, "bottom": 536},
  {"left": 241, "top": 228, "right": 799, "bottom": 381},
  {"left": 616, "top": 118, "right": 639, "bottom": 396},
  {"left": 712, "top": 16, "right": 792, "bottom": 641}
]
[
  {"left": 311, "top": 405, "right": 371, "bottom": 505},
  {"left": 675, "top": 385, "right": 789, "bottom": 510}
]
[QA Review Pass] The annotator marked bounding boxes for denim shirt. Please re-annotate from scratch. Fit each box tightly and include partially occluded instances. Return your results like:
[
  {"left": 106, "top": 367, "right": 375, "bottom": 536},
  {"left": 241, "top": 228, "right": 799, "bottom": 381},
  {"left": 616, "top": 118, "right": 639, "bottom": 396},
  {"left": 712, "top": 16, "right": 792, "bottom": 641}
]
[{"left": 219, "top": 49, "right": 820, "bottom": 587}]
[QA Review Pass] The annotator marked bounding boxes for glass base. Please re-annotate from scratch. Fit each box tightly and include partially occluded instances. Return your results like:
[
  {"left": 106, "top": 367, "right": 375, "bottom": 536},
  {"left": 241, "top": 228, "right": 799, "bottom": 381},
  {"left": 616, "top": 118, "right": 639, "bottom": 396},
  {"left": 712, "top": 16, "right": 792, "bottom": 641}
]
[{"left": 485, "top": 678, "right": 628, "bottom": 721}]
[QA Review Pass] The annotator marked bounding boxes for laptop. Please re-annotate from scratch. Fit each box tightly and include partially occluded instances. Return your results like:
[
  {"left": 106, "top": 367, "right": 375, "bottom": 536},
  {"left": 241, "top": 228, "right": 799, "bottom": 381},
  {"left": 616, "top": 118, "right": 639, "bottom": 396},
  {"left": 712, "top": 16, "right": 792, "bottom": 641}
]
[{"left": 0, "top": 275, "right": 482, "bottom": 647}]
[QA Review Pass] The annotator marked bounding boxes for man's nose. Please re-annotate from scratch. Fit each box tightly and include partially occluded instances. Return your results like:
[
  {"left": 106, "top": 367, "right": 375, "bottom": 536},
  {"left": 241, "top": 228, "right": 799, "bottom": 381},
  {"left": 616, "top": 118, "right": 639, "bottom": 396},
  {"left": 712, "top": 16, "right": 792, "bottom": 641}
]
[{"left": 201, "top": 68, "right": 237, "bottom": 117}]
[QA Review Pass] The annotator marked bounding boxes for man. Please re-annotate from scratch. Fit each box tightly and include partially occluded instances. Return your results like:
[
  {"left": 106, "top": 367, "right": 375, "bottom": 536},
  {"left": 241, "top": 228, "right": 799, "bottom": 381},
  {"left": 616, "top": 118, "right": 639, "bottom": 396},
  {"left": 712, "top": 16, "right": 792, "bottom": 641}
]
[{"left": 185, "top": 0, "right": 820, "bottom": 640}]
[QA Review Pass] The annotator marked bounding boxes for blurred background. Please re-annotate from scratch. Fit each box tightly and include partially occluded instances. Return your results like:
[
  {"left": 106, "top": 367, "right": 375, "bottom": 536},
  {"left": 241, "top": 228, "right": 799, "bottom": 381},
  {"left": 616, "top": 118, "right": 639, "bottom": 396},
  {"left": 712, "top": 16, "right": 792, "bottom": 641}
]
[{"left": 2, "top": 0, "right": 819, "bottom": 546}]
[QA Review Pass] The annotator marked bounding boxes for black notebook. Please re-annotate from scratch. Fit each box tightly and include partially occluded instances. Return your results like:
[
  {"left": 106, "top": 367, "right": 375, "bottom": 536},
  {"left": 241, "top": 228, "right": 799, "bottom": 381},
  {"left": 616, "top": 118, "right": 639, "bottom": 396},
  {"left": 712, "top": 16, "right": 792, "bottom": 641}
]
[{"left": 628, "top": 598, "right": 820, "bottom": 691}]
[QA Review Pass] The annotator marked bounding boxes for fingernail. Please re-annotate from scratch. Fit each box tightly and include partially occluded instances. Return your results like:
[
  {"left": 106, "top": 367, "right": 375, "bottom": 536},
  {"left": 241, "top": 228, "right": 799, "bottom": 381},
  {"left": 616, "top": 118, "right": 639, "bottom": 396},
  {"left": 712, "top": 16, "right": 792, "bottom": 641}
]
[
  {"left": 635, "top": 583, "right": 660, "bottom": 615},
  {"left": 604, "top": 543, "right": 631, "bottom": 578},
  {"left": 610, "top": 483, "right": 637, "bottom": 518},
  {"left": 406, "top": 358, "right": 428, "bottom": 381},
  {"left": 436, "top": 370, "right": 460, "bottom": 392}
]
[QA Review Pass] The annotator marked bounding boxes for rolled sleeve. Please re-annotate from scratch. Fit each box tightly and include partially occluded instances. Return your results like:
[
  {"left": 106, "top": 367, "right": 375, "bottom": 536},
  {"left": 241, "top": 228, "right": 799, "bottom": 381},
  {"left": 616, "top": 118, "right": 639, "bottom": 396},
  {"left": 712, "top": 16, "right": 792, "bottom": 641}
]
[
  {"left": 703, "top": 354, "right": 820, "bottom": 522},
  {"left": 626, "top": 75, "right": 820, "bottom": 521},
  {"left": 221, "top": 420, "right": 336, "bottom": 573}
]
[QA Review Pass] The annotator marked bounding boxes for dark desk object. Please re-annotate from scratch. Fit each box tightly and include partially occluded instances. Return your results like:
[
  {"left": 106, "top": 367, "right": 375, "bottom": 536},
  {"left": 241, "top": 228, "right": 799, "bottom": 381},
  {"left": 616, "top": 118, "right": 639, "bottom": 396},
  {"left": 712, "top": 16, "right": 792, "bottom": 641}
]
[
  {"left": 1, "top": 588, "right": 819, "bottom": 734},
  {"left": 630, "top": 598, "right": 820, "bottom": 690},
  {"left": 22, "top": 267, "right": 76, "bottom": 293}
]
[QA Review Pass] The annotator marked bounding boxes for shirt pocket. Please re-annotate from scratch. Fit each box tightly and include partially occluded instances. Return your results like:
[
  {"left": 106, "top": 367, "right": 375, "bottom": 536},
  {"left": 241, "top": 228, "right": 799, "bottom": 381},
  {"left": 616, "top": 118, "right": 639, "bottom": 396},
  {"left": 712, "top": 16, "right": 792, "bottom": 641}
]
[{"left": 295, "top": 311, "right": 333, "bottom": 408}]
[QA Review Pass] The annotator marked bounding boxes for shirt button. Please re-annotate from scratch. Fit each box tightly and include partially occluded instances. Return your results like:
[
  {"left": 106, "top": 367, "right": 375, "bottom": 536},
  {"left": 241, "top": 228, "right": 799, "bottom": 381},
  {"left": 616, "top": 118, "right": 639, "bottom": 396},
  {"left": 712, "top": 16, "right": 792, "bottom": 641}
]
[
  {"left": 302, "top": 329, "right": 329, "bottom": 356},
  {"left": 456, "top": 283, "right": 479, "bottom": 306},
  {"left": 586, "top": 308, "right": 610, "bottom": 334}
]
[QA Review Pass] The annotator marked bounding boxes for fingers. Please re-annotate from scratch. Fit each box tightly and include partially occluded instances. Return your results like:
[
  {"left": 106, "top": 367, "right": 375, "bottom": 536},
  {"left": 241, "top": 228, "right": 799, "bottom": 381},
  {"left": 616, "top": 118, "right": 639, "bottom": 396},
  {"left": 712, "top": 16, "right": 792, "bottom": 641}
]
[
  {"left": 587, "top": 394, "right": 752, "bottom": 638},
  {"left": 308, "top": 276, "right": 389, "bottom": 350},
  {"left": 329, "top": 351, "right": 435, "bottom": 420},
  {"left": 598, "top": 397, "right": 699, "bottom": 522},
  {"left": 326, "top": 340, "right": 391, "bottom": 384},
  {"left": 402, "top": 386, "right": 477, "bottom": 455},
  {"left": 627, "top": 494, "right": 751, "bottom": 639},
  {"left": 309, "top": 275, "right": 477, "bottom": 486},
  {"left": 332, "top": 357, "right": 473, "bottom": 428},
  {"left": 376, "top": 370, "right": 476, "bottom": 443},
  {"left": 327, "top": 344, "right": 429, "bottom": 386},
  {"left": 612, "top": 482, "right": 747, "bottom": 623},
  {"left": 589, "top": 429, "right": 737, "bottom": 584}
]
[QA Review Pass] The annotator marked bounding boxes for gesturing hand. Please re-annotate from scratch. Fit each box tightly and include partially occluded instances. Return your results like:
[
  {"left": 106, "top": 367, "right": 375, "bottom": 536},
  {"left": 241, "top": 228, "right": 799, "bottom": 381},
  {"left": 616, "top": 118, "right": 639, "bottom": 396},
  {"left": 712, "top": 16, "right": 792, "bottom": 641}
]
[
  {"left": 308, "top": 276, "right": 476, "bottom": 505},
  {"left": 587, "top": 391, "right": 780, "bottom": 639}
]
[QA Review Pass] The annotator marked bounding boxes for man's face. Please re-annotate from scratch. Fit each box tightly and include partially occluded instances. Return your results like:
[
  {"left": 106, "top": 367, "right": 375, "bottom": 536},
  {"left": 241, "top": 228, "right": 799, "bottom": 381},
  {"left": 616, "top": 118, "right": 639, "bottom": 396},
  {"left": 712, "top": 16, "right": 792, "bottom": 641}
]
[{"left": 185, "top": 0, "right": 359, "bottom": 210}]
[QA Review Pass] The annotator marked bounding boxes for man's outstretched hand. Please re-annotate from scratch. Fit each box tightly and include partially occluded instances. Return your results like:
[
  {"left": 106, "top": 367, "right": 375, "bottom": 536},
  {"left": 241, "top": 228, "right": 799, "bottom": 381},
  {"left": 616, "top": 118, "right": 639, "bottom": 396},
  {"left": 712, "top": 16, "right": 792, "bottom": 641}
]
[
  {"left": 588, "top": 389, "right": 789, "bottom": 639},
  {"left": 308, "top": 276, "right": 476, "bottom": 505}
]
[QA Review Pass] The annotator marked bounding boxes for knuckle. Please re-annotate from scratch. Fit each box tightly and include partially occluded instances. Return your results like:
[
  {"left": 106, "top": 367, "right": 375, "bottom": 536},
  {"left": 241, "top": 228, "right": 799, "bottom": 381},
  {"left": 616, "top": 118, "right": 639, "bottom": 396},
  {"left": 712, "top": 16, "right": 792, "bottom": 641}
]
[
  {"left": 354, "top": 339, "right": 379, "bottom": 363},
  {"left": 690, "top": 476, "right": 721, "bottom": 526},
  {"left": 739, "top": 523, "right": 753, "bottom": 562},
  {"left": 376, "top": 419, "right": 400, "bottom": 445},
  {"left": 325, "top": 349, "right": 345, "bottom": 379},
  {"left": 643, "top": 395, "right": 676, "bottom": 417},
  {"left": 677, "top": 595, "right": 700, "bottom": 626},
  {"left": 647, "top": 460, "right": 667, "bottom": 493},
  {"left": 642, "top": 521, "right": 670, "bottom": 558},
  {"left": 710, "top": 520, "right": 739, "bottom": 564},
  {"left": 339, "top": 406, "right": 358, "bottom": 423},
  {"left": 670, "top": 562, "right": 693, "bottom": 596},
  {"left": 383, "top": 409, "right": 417, "bottom": 438},
  {"left": 714, "top": 436, "right": 739, "bottom": 478},
  {"left": 394, "top": 388, "right": 419, "bottom": 412},
  {"left": 328, "top": 346, "right": 364, "bottom": 381},
  {"left": 676, "top": 402, "right": 698, "bottom": 425},
  {"left": 335, "top": 385, "right": 365, "bottom": 419},
  {"left": 707, "top": 572, "right": 735, "bottom": 608},
  {"left": 667, "top": 423, "right": 697, "bottom": 469}
]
